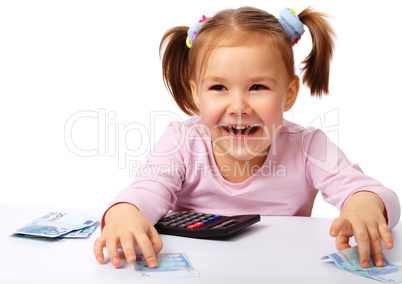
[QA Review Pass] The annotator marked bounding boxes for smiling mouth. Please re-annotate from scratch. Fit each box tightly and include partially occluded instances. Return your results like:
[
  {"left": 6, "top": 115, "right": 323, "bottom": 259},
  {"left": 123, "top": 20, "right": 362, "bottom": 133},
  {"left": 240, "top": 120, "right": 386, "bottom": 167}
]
[{"left": 223, "top": 125, "right": 261, "bottom": 137}]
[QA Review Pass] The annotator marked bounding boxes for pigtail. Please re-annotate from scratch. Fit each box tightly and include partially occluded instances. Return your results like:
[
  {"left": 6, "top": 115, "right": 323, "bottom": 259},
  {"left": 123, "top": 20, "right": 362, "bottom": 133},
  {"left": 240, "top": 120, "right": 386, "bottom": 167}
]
[
  {"left": 159, "top": 26, "right": 198, "bottom": 116},
  {"left": 298, "top": 8, "right": 335, "bottom": 97}
]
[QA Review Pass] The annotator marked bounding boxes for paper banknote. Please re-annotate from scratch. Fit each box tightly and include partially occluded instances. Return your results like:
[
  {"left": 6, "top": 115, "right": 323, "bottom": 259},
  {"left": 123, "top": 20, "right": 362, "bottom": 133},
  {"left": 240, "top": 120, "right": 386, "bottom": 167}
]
[
  {"left": 322, "top": 246, "right": 402, "bottom": 283},
  {"left": 134, "top": 253, "right": 199, "bottom": 278},
  {"left": 63, "top": 221, "right": 100, "bottom": 238},
  {"left": 14, "top": 211, "right": 99, "bottom": 238},
  {"left": 13, "top": 222, "right": 99, "bottom": 241}
]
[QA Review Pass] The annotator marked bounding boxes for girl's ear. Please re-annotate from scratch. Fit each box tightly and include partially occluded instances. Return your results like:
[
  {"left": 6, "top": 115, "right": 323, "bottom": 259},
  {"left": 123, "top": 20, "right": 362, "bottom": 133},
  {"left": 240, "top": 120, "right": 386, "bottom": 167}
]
[
  {"left": 284, "top": 76, "right": 300, "bottom": 112},
  {"left": 190, "top": 79, "right": 200, "bottom": 108}
]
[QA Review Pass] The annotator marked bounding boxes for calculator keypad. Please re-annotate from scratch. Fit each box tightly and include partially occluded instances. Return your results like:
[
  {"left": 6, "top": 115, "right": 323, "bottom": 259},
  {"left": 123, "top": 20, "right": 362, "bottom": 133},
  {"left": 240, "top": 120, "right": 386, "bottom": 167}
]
[
  {"left": 155, "top": 212, "right": 261, "bottom": 238},
  {"left": 157, "top": 212, "right": 221, "bottom": 229}
]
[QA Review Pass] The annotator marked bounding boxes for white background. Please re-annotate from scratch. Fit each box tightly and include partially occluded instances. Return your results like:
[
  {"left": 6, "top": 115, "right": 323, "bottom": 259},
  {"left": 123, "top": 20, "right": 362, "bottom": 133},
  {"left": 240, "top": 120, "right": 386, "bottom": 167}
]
[{"left": 0, "top": 0, "right": 401, "bottom": 218}]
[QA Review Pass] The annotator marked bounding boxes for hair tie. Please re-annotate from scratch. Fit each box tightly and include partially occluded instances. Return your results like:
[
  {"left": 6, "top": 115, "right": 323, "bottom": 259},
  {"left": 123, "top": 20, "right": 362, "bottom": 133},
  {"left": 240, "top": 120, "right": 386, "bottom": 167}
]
[
  {"left": 186, "top": 15, "right": 210, "bottom": 48},
  {"left": 278, "top": 8, "right": 305, "bottom": 46},
  {"left": 186, "top": 10, "right": 304, "bottom": 48}
]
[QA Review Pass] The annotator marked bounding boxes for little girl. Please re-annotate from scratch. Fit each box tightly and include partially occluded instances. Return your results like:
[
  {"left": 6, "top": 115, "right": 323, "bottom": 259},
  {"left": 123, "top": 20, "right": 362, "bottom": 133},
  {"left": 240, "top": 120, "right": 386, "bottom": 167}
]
[{"left": 93, "top": 7, "right": 400, "bottom": 269}]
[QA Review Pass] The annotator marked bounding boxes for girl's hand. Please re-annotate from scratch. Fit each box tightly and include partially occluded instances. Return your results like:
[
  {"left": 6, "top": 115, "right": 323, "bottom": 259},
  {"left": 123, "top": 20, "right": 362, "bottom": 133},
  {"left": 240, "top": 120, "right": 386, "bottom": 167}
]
[
  {"left": 93, "top": 203, "right": 163, "bottom": 268},
  {"left": 329, "top": 192, "right": 393, "bottom": 268}
]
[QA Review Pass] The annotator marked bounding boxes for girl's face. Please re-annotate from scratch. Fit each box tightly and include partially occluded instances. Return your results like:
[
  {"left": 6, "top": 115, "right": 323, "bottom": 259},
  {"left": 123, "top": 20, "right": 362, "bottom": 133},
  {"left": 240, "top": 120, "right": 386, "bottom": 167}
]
[{"left": 190, "top": 40, "right": 299, "bottom": 162}]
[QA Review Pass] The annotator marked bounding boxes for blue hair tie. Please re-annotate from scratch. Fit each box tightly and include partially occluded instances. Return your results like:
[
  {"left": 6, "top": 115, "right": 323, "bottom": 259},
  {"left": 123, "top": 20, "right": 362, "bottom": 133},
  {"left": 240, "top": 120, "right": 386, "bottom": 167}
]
[
  {"left": 186, "top": 15, "right": 210, "bottom": 48},
  {"left": 278, "top": 8, "right": 305, "bottom": 45}
]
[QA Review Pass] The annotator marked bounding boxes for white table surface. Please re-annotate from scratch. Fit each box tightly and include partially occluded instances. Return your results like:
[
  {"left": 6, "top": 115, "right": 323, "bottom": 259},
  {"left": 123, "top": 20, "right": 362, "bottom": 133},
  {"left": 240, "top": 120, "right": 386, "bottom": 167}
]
[{"left": 1, "top": 204, "right": 401, "bottom": 284}]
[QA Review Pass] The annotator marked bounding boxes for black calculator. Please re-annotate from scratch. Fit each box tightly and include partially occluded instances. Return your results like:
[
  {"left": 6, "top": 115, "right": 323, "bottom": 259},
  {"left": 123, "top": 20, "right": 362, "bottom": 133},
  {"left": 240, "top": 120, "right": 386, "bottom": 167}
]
[{"left": 155, "top": 212, "right": 260, "bottom": 238}]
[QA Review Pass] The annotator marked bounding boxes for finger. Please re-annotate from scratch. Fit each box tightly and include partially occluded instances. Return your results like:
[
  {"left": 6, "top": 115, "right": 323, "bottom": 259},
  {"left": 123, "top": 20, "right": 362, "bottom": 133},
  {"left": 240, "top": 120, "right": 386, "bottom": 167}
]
[
  {"left": 335, "top": 235, "right": 352, "bottom": 251},
  {"left": 329, "top": 218, "right": 342, "bottom": 237},
  {"left": 149, "top": 227, "right": 163, "bottom": 255},
  {"left": 120, "top": 233, "right": 137, "bottom": 263},
  {"left": 135, "top": 232, "right": 159, "bottom": 268},
  {"left": 367, "top": 226, "right": 385, "bottom": 267},
  {"left": 93, "top": 237, "right": 106, "bottom": 263},
  {"left": 379, "top": 223, "right": 394, "bottom": 250},
  {"left": 106, "top": 235, "right": 121, "bottom": 266},
  {"left": 329, "top": 218, "right": 352, "bottom": 237},
  {"left": 330, "top": 218, "right": 353, "bottom": 250},
  {"left": 354, "top": 224, "right": 371, "bottom": 268}
]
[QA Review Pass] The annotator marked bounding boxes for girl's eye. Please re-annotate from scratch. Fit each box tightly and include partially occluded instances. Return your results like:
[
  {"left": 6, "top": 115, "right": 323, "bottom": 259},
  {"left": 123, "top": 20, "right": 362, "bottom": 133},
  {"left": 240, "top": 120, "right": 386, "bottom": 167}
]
[
  {"left": 210, "top": 85, "right": 227, "bottom": 91},
  {"left": 250, "top": 84, "right": 269, "bottom": 91}
]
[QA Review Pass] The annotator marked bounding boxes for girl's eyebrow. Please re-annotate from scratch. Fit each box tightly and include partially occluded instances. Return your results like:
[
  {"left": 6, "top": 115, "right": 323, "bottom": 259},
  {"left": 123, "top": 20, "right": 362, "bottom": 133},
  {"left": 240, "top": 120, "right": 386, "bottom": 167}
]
[
  {"left": 200, "top": 76, "right": 229, "bottom": 86},
  {"left": 202, "top": 75, "right": 277, "bottom": 83},
  {"left": 249, "top": 76, "right": 278, "bottom": 84},
  {"left": 202, "top": 76, "right": 226, "bottom": 82}
]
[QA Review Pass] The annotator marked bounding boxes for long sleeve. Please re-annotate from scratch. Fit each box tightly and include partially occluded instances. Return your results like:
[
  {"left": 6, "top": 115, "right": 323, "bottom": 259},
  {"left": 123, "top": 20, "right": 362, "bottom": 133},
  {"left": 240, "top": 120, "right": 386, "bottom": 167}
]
[
  {"left": 303, "top": 128, "right": 401, "bottom": 229},
  {"left": 104, "top": 122, "right": 187, "bottom": 226}
]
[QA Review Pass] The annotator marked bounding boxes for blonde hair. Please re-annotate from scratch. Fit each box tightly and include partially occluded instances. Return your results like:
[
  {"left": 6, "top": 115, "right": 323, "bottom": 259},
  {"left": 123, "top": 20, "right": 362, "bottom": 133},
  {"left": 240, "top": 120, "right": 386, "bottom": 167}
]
[{"left": 160, "top": 6, "right": 335, "bottom": 116}]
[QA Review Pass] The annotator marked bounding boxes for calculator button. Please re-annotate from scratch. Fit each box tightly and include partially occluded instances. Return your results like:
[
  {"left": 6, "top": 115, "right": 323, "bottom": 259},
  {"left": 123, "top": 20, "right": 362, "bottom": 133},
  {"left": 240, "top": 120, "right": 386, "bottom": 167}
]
[
  {"left": 194, "top": 222, "right": 204, "bottom": 228},
  {"left": 187, "top": 222, "right": 204, "bottom": 230}
]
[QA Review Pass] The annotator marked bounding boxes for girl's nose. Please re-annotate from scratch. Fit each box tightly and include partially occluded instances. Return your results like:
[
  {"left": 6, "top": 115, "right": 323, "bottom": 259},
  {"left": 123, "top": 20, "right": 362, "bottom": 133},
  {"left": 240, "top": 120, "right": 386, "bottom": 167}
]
[{"left": 226, "top": 94, "right": 252, "bottom": 116}]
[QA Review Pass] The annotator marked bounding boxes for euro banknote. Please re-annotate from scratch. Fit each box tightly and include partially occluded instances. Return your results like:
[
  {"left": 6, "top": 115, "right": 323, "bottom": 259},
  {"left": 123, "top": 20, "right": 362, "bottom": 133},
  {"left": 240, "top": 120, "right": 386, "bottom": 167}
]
[
  {"left": 14, "top": 211, "right": 99, "bottom": 238},
  {"left": 322, "top": 246, "right": 402, "bottom": 283},
  {"left": 134, "top": 253, "right": 199, "bottom": 278}
]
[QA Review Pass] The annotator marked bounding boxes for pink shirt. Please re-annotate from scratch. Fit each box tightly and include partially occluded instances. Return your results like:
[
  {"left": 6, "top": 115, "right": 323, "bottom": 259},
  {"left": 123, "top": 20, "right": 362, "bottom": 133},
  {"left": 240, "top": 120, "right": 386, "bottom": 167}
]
[{"left": 106, "top": 117, "right": 400, "bottom": 228}]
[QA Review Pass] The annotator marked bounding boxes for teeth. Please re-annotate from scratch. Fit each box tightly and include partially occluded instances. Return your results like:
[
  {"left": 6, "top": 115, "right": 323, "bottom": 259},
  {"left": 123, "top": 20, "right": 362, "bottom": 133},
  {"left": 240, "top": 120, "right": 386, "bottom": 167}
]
[
  {"left": 230, "top": 125, "right": 248, "bottom": 130},
  {"left": 224, "top": 125, "right": 260, "bottom": 136}
]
